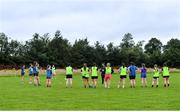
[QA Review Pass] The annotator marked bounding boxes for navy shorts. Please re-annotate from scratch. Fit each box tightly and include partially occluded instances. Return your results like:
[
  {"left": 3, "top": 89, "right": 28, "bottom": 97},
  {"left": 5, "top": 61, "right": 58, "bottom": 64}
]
[
  {"left": 129, "top": 76, "right": 136, "bottom": 79},
  {"left": 46, "top": 76, "right": 51, "bottom": 79},
  {"left": 34, "top": 73, "right": 39, "bottom": 76},
  {"left": 21, "top": 73, "right": 25, "bottom": 76},
  {"left": 29, "top": 73, "right": 33, "bottom": 76},
  {"left": 141, "top": 74, "right": 146, "bottom": 78}
]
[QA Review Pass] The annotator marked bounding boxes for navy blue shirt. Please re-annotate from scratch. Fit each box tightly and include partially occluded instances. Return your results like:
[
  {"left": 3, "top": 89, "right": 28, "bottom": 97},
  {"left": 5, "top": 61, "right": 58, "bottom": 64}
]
[
  {"left": 46, "top": 69, "right": 52, "bottom": 77},
  {"left": 21, "top": 66, "right": 25, "bottom": 74},
  {"left": 33, "top": 66, "right": 39, "bottom": 74},
  {"left": 128, "top": 65, "right": 137, "bottom": 76}
]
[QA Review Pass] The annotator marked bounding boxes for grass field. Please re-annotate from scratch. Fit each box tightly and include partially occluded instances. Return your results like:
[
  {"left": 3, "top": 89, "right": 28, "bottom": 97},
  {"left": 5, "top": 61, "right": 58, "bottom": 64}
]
[{"left": 0, "top": 72, "right": 180, "bottom": 110}]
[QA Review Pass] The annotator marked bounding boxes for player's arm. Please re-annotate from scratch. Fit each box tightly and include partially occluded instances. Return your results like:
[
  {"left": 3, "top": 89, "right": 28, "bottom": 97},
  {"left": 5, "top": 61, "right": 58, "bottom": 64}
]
[
  {"left": 97, "top": 67, "right": 99, "bottom": 76},
  {"left": 118, "top": 67, "right": 121, "bottom": 73},
  {"left": 128, "top": 67, "right": 130, "bottom": 75},
  {"left": 80, "top": 68, "right": 82, "bottom": 74}
]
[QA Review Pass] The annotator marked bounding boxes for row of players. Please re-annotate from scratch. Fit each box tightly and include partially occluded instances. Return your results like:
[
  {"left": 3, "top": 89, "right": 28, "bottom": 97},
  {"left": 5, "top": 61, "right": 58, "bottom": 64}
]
[{"left": 21, "top": 61, "right": 170, "bottom": 88}]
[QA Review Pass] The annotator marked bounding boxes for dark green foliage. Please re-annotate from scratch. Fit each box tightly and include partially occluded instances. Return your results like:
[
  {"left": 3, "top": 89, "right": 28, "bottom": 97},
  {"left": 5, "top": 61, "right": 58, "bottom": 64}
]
[
  {"left": 163, "top": 39, "right": 180, "bottom": 67},
  {"left": 0, "top": 31, "right": 179, "bottom": 68}
]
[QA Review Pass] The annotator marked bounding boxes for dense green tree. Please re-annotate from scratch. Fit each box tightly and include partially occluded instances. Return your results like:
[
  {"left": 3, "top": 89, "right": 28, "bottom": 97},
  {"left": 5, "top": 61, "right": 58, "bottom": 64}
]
[
  {"left": 25, "top": 33, "right": 50, "bottom": 66},
  {"left": 145, "top": 38, "right": 163, "bottom": 66},
  {"left": 0, "top": 31, "right": 179, "bottom": 68},
  {"left": 163, "top": 38, "right": 180, "bottom": 67},
  {"left": 48, "top": 30, "right": 71, "bottom": 67},
  {"left": 106, "top": 42, "right": 121, "bottom": 66},
  {"left": 0, "top": 33, "right": 11, "bottom": 64},
  {"left": 120, "top": 33, "right": 136, "bottom": 65},
  {"left": 93, "top": 41, "right": 107, "bottom": 66},
  {"left": 71, "top": 38, "right": 94, "bottom": 67}
]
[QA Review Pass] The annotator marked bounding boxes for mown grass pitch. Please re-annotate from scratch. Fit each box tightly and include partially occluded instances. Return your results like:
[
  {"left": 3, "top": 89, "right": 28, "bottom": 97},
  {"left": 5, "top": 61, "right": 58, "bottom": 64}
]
[{"left": 0, "top": 72, "right": 180, "bottom": 110}]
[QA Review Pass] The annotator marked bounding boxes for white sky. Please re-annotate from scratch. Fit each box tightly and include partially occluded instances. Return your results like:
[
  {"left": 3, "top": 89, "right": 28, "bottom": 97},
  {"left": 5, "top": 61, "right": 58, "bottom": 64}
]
[{"left": 0, "top": 0, "right": 180, "bottom": 45}]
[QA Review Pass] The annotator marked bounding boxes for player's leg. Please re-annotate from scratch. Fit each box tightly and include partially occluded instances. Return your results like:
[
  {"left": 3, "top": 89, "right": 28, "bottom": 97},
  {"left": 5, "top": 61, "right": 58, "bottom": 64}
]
[
  {"left": 152, "top": 78, "right": 154, "bottom": 87},
  {"left": 49, "top": 79, "right": 51, "bottom": 87},
  {"left": 144, "top": 78, "right": 147, "bottom": 87},
  {"left": 95, "top": 78, "right": 97, "bottom": 88},
  {"left": 163, "top": 77, "right": 167, "bottom": 87},
  {"left": 53, "top": 72, "right": 56, "bottom": 79},
  {"left": 107, "top": 79, "right": 110, "bottom": 88},
  {"left": 104, "top": 76, "right": 107, "bottom": 88},
  {"left": 167, "top": 77, "right": 170, "bottom": 87},
  {"left": 156, "top": 78, "right": 159, "bottom": 88},
  {"left": 83, "top": 78, "right": 87, "bottom": 88},
  {"left": 130, "top": 79, "right": 133, "bottom": 88},
  {"left": 37, "top": 76, "right": 41, "bottom": 86},
  {"left": 121, "top": 78, "right": 125, "bottom": 88},
  {"left": 118, "top": 78, "right": 121, "bottom": 88},
  {"left": 102, "top": 75, "right": 105, "bottom": 84},
  {"left": 107, "top": 75, "right": 111, "bottom": 88},
  {"left": 21, "top": 75, "right": 24, "bottom": 81},
  {"left": 141, "top": 78, "right": 144, "bottom": 87},
  {"left": 34, "top": 75, "right": 36, "bottom": 85},
  {"left": 46, "top": 78, "right": 49, "bottom": 87},
  {"left": 35, "top": 76, "right": 38, "bottom": 86},
  {"left": 47, "top": 78, "right": 50, "bottom": 87},
  {"left": 66, "top": 77, "right": 68, "bottom": 88},
  {"left": 92, "top": 78, "right": 94, "bottom": 88},
  {"left": 29, "top": 75, "right": 32, "bottom": 84},
  {"left": 87, "top": 78, "right": 91, "bottom": 88},
  {"left": 93, "top": 79, "right": 95, "bottom": 88},
  {"left": 69, "top": 78, "right": 72, "bottom": 88},
  {"left": 133, "top": 79, "right": 136, "bottom": 88},
  {"left": 94, "top": 79, "right": 97, "bottom": 88},
  {"left": 120, "top": 77, "right": 123, "bottom": 87}
]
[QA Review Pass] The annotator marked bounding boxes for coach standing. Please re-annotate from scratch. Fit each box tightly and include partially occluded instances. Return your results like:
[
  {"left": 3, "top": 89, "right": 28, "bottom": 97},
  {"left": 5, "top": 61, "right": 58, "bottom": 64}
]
[{"left": 100, "top": 63, "right": 106, "bottom": 84}]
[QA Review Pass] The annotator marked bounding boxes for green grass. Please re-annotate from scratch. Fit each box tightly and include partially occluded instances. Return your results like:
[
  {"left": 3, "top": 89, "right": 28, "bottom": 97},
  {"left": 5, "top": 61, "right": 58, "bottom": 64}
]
[{"left": 0, "top": 72, "right": 180, "bottom": 110}]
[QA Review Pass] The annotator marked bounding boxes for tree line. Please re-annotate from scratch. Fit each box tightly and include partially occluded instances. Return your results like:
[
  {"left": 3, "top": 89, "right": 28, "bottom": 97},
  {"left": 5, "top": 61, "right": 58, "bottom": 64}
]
[{"left": 0, "top": 30, "right": 180, "bottom": 69}]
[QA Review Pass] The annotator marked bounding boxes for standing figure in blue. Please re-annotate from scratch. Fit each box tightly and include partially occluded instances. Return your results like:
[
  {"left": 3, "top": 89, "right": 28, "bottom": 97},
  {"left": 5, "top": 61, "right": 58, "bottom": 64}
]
[
  {"left": 128, "top": 62, "right": 138, "bottom": 88},
  {"left": 29, "top": 63, "right": 33, "bottom": 84},
  {"left": 140, "top": 63, "right": 147, "bottom": 87},
  {"left": 21, "top": 64, "right": 25, "bottom": 82},
  {"left": 46, "top": 65, "right": 52, "bottom": 87},
  {"left": 33, "top": 61, "right": 41, "bottom": 86}
]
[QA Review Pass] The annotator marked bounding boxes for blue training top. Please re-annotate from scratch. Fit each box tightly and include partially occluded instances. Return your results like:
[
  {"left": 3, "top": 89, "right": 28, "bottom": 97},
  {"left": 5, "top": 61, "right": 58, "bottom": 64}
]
[
  {"left": 29, "top": 67, "right": 33, "bottom": 74},
  {"left": 128, "top": 65, "right": 137, "bottom": 76},
  {"left": 33, "top": 66, "right": 39, "bottom": 74},
  {"left": 21, "top": 66, "right": 25, "bottom": 74},
  {"left": 141, "top": 67, "right": 147, "bottom": 76},
  {"left": 46, "top": 69, "right": 52, "bottom": 77}
]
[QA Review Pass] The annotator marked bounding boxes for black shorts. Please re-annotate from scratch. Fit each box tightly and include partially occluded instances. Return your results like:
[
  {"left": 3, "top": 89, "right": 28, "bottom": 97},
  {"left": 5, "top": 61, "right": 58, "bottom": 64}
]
[
  {"left": 29, "top": 74, "right": 33, "bottom": 76},
  {"left": 91, "top": 76, "right": 98, "bottom": 79},
  {"left": 66, "top": 75, "right": 72, "bottom": 78},
  {"left": 129, "top": 76, "right": 136, "bottom": 79},
  {"left": 82, "top": 76, "right": 89, "bottom": 79},
  {"left": 46, "top": 76, "right": 51, "bottom": 79},
  {"left": 153, "top": 77, "right": 159, "bottom": 79},
  {"left": 34, "top": 73, "right": 39, "bottom": 76},
  {"left": 163, "top": 76, "right": 169, "bottom": 78},
  {"left": 120, "top": 75, "right": 126, "bottom": 79}
]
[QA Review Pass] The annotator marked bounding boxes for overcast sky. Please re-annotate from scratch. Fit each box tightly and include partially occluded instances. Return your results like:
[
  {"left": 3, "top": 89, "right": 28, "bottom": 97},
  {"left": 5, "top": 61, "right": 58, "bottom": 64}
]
[{"left": 0, "top": 0, "right": 180, "bottom": 45}]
